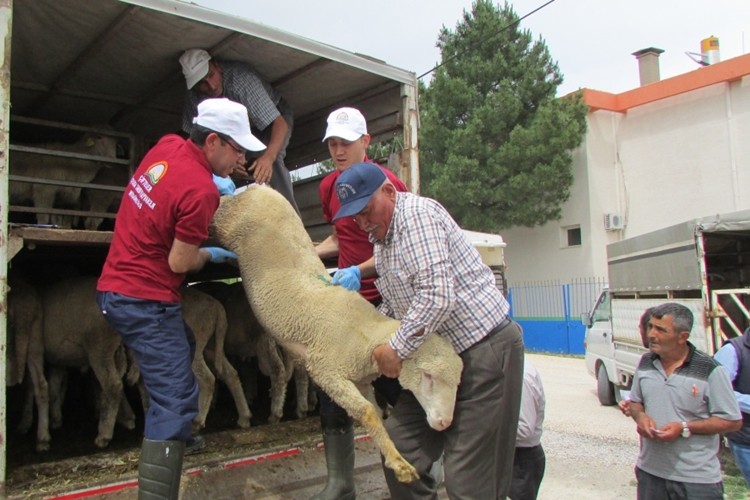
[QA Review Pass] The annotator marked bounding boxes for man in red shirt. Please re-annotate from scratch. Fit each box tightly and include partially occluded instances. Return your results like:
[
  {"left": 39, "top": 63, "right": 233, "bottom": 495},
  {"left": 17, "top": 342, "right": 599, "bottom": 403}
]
[
  {"left": 97, "top": 98, "right": 265, "bottom": 499},
  {"left": 313, "top": 107, "right": 408, "bottom": 499}
]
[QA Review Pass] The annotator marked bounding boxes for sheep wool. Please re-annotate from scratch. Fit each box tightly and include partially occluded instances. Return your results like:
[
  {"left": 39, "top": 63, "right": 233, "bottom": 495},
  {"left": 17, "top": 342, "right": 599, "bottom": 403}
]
[{"left": 211, "top": 184, "right": 464, "bottom": 484}]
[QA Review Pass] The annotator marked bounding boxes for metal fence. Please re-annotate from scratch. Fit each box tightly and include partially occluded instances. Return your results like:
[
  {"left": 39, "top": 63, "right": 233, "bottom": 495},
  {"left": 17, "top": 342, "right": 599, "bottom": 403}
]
[
  {"left": 509, "top": 277, "right": 608, "bottom": 320},
  {"left": 508, "top": 277, "right": 608, "bottom": 354}
]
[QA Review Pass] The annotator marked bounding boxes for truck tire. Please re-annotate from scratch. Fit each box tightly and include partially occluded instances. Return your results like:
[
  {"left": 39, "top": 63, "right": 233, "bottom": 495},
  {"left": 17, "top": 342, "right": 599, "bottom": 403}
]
[{"left": 597, "top": 364, "right": 616, "bottom": 406}]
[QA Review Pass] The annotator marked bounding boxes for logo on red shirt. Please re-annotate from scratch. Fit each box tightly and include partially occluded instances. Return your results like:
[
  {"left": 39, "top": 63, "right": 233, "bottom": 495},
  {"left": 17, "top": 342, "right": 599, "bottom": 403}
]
[{"left": 146, "top": 162, "right": 168, "bottom": 184}]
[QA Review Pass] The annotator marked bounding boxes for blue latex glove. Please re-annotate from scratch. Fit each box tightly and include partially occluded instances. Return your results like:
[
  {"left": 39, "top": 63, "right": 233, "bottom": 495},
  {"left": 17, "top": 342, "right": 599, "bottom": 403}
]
[
  {"left": 213, "top": 174, "right": 236, "bottom": 196},
  {"left": 331, "top": 265, "right": 361, "bottom": 291},
  {"left": 205, "top": 247, "right": 238, "bottom": 263}
]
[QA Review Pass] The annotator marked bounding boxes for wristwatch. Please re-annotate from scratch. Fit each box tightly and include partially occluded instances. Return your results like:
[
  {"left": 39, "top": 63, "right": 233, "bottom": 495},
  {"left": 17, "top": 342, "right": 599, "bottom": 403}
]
[{"left": 681, "top": 421, "right": 691, "bottom": 438}]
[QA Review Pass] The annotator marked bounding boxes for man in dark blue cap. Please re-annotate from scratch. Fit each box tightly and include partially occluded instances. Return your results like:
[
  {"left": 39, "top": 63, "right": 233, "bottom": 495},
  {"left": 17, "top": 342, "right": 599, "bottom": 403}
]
[{"left": 332, "top": 162, "right": 525, "bottom": 499}]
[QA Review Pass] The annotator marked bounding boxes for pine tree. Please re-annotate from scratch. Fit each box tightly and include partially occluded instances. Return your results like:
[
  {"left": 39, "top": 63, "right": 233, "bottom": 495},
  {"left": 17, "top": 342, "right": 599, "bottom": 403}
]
[{"left": 420, "top": 0, "right": 587, "bottom": 230}]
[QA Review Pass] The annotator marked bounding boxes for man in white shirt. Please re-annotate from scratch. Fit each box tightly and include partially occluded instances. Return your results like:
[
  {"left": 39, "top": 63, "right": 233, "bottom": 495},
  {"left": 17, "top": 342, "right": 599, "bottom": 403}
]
[{"left": 510, "top": 359, "right": 546, "bottom": 500}]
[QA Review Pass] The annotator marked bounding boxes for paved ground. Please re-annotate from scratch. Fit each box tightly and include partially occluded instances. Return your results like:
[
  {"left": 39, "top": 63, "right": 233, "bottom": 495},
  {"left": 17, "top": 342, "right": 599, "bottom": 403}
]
[{"left": 9, "top": 353, "right": 642, "bottom": 499}]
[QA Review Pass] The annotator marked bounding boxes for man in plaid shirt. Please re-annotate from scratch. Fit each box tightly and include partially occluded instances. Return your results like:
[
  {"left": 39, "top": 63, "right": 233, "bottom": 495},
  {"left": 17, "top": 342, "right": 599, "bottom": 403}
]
[
  {"left": 333, "top": 162, "right": 525, "bottom": 499},
  {"left": 179, "top": 48, "right": 299, "bottom": 213}
]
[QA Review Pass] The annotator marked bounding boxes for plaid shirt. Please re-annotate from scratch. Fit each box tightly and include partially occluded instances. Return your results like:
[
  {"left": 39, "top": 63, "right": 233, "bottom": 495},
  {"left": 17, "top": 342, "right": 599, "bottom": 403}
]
[
  {"left": 182, "top": 61, "right": 281, "bottom": 133},
  {"left": 373, "top": 192, "right": 510, "bottom": 357}
]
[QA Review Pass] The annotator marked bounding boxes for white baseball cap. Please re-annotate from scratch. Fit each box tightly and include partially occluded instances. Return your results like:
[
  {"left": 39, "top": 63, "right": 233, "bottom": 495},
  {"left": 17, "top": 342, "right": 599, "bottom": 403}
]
[
  {"left": 322, "top": 107, "right": 368, "bottom": 142},
  {"left": 180, "top": 48, "right": 211, "bottom": 89},
  {"left": 193, "top": 98, "right": 266, "bottom": 152}
]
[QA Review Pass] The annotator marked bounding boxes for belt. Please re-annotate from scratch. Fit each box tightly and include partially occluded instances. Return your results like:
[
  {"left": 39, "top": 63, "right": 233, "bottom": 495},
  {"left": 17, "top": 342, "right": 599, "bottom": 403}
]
[
  {"left": 491, "top": 316, "right": 512, "bottom": 335},
  {"left": 476, "top": 316, "right": 512, "bottom": 345}
]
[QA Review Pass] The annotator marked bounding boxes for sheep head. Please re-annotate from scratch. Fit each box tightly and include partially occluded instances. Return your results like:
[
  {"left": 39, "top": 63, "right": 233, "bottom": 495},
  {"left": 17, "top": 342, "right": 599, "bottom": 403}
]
[{"left": 399, "top": 334, "right": 463, "bottom": 431}]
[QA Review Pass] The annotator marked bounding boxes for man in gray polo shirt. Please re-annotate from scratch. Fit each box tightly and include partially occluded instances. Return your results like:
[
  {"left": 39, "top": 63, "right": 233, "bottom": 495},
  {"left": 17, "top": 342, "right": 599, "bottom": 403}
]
[{"left": 628, "top": 302, "right": 742, "bottom": 499}]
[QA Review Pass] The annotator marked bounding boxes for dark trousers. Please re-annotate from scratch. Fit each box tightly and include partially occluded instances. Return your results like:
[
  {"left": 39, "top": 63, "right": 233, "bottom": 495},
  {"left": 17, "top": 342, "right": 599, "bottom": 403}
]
[
  {"left": 97, "top": 291, "right": 199, "bottom": 441},
  {"left": 383, "top": 320, "right": 525, "bottom": 499},
  {"left": 635, "top": 466, "right": 723, "bottom": 500},
  {"left": 509, "top": 445, "right": 546, "bottom": 500}
]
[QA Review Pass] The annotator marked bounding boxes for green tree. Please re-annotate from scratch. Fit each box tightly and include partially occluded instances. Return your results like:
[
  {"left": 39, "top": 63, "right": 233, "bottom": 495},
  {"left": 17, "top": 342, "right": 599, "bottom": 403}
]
[
  {"left": 307, "top": 137, "right": 404, "bottom": 178},
  {"left": 420, "top": 0, "right": 587, "bottom": 230}
]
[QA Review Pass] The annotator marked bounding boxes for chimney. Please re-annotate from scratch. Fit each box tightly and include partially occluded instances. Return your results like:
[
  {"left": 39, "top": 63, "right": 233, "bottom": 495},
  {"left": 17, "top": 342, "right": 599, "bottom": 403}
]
[{"left": 632, "top": 47, "right": 664, "bottom": 86}]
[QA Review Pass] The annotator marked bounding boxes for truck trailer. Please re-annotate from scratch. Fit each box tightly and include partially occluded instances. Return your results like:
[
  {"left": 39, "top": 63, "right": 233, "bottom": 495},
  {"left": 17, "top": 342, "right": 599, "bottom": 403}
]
[
  {"left": 0, "top": 0, "right": 424, "bottom": 493},
  {"left": 583, "top": 210, "right": 750, "bottom": 405},
  {"left": 0, "top": 0, "right": 510, "bottom": 496}
]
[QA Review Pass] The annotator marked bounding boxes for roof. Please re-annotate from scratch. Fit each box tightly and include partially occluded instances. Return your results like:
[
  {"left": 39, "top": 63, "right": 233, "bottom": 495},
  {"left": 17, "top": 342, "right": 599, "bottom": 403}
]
[
  {"left": 580, "top": 52, "right": 750, "bottom": 113},
  {"left": 9, "top": 0, "right": 417, "bottom": 169}
]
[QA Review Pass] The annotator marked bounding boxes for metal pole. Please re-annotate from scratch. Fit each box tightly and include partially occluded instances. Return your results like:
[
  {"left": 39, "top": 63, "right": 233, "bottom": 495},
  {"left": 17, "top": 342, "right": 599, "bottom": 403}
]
[
  {"left": 0, "top": 0, "right": 12, "bottom": 494},
  {"left": 400, "top": 79, "right": 420, "bottom": 194}
]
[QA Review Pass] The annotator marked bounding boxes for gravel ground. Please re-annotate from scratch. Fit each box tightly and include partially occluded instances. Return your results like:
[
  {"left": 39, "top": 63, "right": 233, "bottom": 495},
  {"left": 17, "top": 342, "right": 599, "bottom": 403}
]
[{"left": 530, "top": 353, "right": 639, "bottom": 499}]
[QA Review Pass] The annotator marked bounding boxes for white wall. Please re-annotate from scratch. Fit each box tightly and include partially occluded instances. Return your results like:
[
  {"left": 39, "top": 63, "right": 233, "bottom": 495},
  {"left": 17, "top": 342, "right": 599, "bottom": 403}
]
[{"left": 504, "top": 76, "right": 750, "bottom": 286}]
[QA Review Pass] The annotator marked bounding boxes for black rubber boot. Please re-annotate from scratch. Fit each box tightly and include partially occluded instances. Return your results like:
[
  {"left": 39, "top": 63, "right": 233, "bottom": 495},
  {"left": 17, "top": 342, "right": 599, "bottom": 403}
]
[
  {"left": 311, "top": 425, "right": 356, "bottom": 500},
  {"left": 138, "top": 439, "right": 185, "bottom": 500},
  {"left": 185, "top": 434, "right": 205, "bottom": 456}
]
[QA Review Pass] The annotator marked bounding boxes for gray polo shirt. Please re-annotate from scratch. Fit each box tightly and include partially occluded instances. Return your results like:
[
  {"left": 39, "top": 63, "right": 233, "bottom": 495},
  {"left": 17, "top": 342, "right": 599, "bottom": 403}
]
[{"left": 631, "top": 343, "right": 741, "bottom": 483}]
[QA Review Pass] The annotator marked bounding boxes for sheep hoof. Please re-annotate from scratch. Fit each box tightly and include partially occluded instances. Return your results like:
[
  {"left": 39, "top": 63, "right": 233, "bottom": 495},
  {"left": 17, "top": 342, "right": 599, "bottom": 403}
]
[
  {"left": 36, "top": 440, "right": 51, "bottom": 453},
  {"left": 117, "top": 416, "right": 136, "bottom": 430},
  {"left": 94, "top": 436, "right": 111, "bottom": 449},
  {"left": 237, "top": 416, "right": 251, "bottom": 429},
  {"left": 389, "top": 457, "right": 419, "bottom": 483},
  {"left": 267, "top": 413, "right": 282, "bottom": 424}
]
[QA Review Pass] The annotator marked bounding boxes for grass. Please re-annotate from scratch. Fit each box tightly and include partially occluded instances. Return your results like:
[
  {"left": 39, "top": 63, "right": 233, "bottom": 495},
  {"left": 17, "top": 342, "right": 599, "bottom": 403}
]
[{"left": 721, "top": 445, "right": 749, "bottom": 500}]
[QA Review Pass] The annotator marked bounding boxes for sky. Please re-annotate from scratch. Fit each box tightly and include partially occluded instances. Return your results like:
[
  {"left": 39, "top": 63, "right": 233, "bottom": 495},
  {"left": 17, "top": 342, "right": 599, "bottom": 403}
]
[{"left": 193, "top": 0, "right": 749, "bottom": 96}]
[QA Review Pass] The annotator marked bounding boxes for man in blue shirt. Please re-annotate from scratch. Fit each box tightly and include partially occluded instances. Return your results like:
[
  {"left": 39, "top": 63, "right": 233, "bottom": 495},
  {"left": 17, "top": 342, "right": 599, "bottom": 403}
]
[{"left": 714, "top": 327, "right": 750, "bottom": 486}]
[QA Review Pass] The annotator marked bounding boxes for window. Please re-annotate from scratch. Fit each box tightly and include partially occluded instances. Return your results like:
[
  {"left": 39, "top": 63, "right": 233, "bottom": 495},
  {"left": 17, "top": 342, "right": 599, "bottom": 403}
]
[
  {"left": 565, "top": 226, "right": 582, "bottom": 247},
  {"left": 592, "top": 291, "right": 611, "bottom": 322}
]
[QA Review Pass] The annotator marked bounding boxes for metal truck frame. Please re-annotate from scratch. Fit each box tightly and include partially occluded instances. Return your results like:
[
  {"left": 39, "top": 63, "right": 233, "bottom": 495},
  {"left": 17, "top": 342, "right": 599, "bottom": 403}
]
[
  {"left": 0, "top": 0, "right": 423, "bottom": 491},
  {"left": 583, "top": 210, "right": 750, "bottom": 405},
  {"left": 0, "top": 1, "right": 509, "bottom": 495}
]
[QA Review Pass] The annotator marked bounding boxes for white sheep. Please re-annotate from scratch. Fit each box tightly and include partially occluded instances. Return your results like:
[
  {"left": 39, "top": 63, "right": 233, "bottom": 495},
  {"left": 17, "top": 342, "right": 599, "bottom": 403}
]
[
  {"left": 39, "top": 276, "right": 129, "bottom": 448},
  {"left": 81, "top": 164, "right": 129, "bottom": 230},
  {"left": 182, "top": 286, "right": 252, "bottom": 430},
  {"left": 10, "top": 132, "right": 118, "bottom": 228},
  {"left": 7, "top": 278, "right": 51, "bottom": 452},
  {"left": 211, "top": 184, "right": 464, "bottom": 483},
  {"left": 222, "top": 282, "right": 311, "bottom": 422}
]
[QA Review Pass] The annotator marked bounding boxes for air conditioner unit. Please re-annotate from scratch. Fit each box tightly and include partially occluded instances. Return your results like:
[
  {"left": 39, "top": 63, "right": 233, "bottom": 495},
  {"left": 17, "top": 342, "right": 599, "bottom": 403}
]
[{"left": 604, "top": 213, "right": 625, "bottom": 231}]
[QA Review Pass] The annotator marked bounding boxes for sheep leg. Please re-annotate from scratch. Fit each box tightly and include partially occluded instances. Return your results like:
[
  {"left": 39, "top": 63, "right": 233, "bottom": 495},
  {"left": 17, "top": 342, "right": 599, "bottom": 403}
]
[
  {"left": 214, "top": 355, "right": 252, "bottom": 428},
  {"left": 31, "top": 185, "right": 55, "bottom": 226},
  {"left": 116, "top": 389, "right": 136, "bottom": 430},
  {"left": 48, "top": 365, "right": 67, "bottom": 429},
  {"left": 310, "top": 371, "right": 419, "bottom": 483},
  {"left": 16, "top": 377, "right": 34, "bottom": 435},
  {"left": 292, "top": 363, "right": 309, "bottom": 419},
  {"left": 257, "top": 336, "right": 288, "bottom": 424},
  {"left": 191, "top": 355, "right": 215, "bottom": 431},
  {"left": 114, "top": 346, "right": 135, "bottom": 430},
  {"left": 25, "top": 311, "right": 51, "bottom": 451},
  {"left": 26, "top": 361, "right": 51, "bottom": 451},
  {"left": 238, "top": 358, "right": 259, "bottom": 407},
  {"left": 88, "top": 356, "right": 124, "bottom": 448}
]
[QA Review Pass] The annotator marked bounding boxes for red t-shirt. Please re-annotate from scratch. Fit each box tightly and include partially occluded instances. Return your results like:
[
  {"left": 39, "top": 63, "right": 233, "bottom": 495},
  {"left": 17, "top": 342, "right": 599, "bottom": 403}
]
[
  {"left": 319, "top": 161, "right": 408, "bottom": 302},
  {"left": 98, "top": 135, "right": 219, "bottom": 303}
]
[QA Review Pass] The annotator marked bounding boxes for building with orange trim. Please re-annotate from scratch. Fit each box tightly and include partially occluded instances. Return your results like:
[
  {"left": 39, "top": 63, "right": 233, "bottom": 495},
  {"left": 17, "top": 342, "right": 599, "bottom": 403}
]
[{"left": 502, "top": 51, "right": 750, "bottom": 297}]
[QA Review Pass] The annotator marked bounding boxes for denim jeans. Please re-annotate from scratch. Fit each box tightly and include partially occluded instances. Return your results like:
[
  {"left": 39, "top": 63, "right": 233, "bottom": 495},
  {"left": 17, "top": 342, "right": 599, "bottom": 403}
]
[
  {"left": 728, "top": 439, "right": 750, "bottom": 486},
  {"left": 97, "top": 291, "right": 198, "bottom": 441}
]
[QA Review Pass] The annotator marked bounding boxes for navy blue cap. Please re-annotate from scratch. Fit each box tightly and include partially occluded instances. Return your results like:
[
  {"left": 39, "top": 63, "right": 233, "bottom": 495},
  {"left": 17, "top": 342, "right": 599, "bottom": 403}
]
[{"left": 333, "top": 162, "right": 386, "bottom": 221}]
